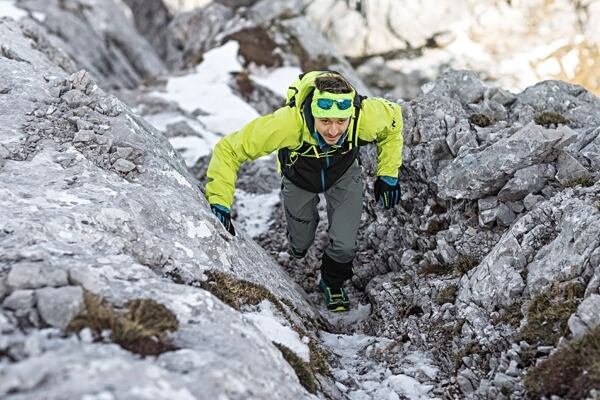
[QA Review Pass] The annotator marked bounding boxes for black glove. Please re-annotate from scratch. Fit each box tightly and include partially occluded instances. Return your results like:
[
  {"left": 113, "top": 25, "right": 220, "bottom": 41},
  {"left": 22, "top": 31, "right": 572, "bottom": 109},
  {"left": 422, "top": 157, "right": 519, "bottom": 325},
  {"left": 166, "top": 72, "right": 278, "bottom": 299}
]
[
  {"left": 210, "top": 204, "right": 236, "bottom": 236},
  {"left": 374, "top": 176, "right": 401, "bottom": 210}
]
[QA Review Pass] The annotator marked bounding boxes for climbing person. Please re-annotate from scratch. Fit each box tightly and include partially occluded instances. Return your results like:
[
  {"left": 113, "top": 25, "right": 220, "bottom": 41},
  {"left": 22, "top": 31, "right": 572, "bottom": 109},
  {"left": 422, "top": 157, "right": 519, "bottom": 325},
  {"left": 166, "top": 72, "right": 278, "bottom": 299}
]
[{"left": 205, "top": 70, "right": 403, "bottom": 311}]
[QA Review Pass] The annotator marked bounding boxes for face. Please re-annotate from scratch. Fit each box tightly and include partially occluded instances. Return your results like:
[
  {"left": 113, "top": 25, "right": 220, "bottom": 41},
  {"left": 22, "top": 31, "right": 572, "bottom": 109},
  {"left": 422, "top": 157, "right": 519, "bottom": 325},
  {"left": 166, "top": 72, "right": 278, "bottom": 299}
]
[{"left": 314, "top": 117, "right": 351, "bottom": 145}]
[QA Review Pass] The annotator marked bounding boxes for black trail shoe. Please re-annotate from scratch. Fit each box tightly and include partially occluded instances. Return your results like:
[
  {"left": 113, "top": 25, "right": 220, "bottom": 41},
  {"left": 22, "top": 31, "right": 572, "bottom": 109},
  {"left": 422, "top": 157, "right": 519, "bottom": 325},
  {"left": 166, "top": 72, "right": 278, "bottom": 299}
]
[{"left": 319, "top": 279, "right": 350, "bottom": 312}]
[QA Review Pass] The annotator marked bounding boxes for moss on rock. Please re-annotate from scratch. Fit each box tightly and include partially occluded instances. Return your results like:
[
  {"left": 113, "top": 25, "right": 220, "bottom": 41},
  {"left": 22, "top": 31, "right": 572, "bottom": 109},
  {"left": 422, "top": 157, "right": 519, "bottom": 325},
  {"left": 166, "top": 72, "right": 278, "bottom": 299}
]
[
  {"left": 469, "top": 113, "right": 493, "bottom": 127},
  {"left": 67, "top": 293, "right": 179, "bottom": 356},
  {"left": 534, "top": 111, "right": 568, "bottom": 127},
  {"left": 274, "top": 343, "right": 317, "bottom": 394},
  {"left": 199, "top": 271, "right": 286, "bottom": 314},
  {"left": 524, "top": 326, "right": 600, "bottom": 399},
  {"left": 436, "top": 284, "right": 458, "bottom": 305},
  {"left": 516, "top": 286, "right": 579, "bottom": 347}
]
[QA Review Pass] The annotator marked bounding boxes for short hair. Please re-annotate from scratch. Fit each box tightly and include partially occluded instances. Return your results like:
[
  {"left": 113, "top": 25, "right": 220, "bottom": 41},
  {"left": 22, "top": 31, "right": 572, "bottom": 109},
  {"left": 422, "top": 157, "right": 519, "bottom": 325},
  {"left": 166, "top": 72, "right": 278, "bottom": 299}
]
[{"left": 314, "top": 73, "right": 353, "bottom": 94}]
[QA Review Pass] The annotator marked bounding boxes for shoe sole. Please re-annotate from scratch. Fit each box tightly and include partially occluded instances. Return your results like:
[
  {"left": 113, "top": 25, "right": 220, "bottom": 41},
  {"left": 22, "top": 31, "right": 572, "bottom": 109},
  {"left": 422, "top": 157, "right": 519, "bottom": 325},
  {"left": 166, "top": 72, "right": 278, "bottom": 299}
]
[
  {"left": 329, "top": 305, "right": 350, "bottom": 312},
  {"left": 326, "top": 303, "right": 350, "bottom": 312}
]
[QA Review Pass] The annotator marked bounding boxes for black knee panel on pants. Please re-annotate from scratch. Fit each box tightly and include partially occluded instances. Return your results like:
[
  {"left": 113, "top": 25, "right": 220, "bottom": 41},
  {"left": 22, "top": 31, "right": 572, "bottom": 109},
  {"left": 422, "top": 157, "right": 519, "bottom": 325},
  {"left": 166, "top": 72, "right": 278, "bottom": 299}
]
[{"left": 321, "top": 252, "right": 354, "bottom": 289}]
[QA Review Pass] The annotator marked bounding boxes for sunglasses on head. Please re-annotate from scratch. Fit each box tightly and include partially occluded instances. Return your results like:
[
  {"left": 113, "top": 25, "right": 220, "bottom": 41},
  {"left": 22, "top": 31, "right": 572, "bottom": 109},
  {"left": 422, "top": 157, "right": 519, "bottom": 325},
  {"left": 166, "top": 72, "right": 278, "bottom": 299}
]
[{"left": 316, "top": 98, "right": 352, "bottom": 110}]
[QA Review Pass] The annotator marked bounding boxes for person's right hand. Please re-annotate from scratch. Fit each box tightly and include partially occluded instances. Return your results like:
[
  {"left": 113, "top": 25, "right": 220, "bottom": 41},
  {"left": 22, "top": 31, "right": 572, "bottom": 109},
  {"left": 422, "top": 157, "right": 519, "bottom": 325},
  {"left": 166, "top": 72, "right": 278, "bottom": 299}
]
[
  {"left": 374, "top": 176, "right": 402, "bottom": 210},
  {"left": 210, "top": 204, "right": 236, "bottom": 236}
]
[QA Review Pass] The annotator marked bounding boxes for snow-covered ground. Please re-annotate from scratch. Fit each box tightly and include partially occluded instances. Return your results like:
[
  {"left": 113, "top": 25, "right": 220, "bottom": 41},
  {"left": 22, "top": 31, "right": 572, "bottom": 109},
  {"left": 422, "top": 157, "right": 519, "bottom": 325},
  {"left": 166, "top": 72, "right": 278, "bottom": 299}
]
[{"left": 321, "top": 333, "right": 439, "bottom": 399}]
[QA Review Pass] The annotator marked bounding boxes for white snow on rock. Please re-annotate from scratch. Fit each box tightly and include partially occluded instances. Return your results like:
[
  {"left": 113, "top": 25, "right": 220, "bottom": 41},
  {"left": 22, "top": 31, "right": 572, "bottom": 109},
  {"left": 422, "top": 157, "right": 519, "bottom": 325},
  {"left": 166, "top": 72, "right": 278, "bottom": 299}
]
[
  {"left": 321, "top": 332, "right": 439, "bottom": 400},
  {"left": 0, "top": 0, "right": 27, "bottom": 20},
  {"left": 251, "top": 66, "right": 304, "bottom": 97},
  {"left": 244, "top": 300, "right": 311, "bottom": 363},
  {"left": 152, "top": 41, "right": 260, "bottom": 135}
]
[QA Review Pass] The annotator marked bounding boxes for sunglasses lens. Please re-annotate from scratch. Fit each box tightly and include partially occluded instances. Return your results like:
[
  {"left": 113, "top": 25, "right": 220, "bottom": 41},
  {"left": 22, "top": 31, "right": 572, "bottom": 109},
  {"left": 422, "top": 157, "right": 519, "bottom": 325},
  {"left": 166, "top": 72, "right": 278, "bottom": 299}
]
[
  {"left": 337, "top": 99, "right": 352, "bottom": 110},
  {"left": 317, "top": 99, "right": 334, "bottom": 110}
]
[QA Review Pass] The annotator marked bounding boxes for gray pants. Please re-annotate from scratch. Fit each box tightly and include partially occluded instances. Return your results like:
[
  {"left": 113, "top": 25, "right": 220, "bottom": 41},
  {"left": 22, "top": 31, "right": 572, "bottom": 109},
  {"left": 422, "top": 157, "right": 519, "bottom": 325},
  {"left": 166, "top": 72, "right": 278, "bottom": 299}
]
[{"left": 282, "top": 161, "right": 363, "bottom": 264}]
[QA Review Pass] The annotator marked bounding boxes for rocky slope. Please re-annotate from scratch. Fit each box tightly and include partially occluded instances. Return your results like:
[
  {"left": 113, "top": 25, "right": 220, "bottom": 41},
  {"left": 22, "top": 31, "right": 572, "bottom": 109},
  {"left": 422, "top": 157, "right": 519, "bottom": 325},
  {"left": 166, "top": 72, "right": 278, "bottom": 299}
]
[
  {"left": 0, "top": 16, "right": 326, "bottom": 400},
  {"left": 2, "top": 0, "right": 600, "bottom": 399}
]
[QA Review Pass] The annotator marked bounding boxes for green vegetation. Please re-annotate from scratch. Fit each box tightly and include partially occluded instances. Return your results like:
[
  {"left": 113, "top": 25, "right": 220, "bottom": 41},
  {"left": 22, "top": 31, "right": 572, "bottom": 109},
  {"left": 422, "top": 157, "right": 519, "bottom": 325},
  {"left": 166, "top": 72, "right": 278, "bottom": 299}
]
[
  {"left": 524, "top": 326, "right": 600, "bottom": 399},
  {"left": 492, "top": 301, "right": 523, "bottom": 327},
  {"left": 452, "top": 255, "right": 478, "bottom": 276},
  {"left": 418, "top": 263, "right": 454, "bottom": 276},
  {"left": 274, "top": 343, "right": 317, "bottom": 394},
  {"left": 534, "top": 111, "right": 568, "bottom": 127},
  {"left": 469, "top": 114, "right": 493, "bottom": 127},
  {"left": 516, "top": 286, "right": 579, "bottom": 348},
  {"left": 563, "top": 176, "right": 596, "bottom": 188},
  {"left": 418, "top": 255, "right": 478, "bottom": 277},
  {"left": 67, "top": 293, "right": 179, "bottom": 356},
  {"left": 436, "top": 284, "right": 459, "bottom": 305},
  {"left": 453, "top": 341, "right": 484, "bottom": 372},
  {"left": 199, "top": 271, "right": 286, "bottom": 314}
]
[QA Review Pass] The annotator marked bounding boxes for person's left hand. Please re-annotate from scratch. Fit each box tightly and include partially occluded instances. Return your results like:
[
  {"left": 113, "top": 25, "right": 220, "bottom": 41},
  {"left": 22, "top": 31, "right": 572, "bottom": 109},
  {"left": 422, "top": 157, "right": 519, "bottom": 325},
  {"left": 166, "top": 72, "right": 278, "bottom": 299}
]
[
  {"left": 374, "top": 176, "right": 401, "bottom": 210},
  {"left": 210, "top": 204, "right": 236, "bottom": 236}
]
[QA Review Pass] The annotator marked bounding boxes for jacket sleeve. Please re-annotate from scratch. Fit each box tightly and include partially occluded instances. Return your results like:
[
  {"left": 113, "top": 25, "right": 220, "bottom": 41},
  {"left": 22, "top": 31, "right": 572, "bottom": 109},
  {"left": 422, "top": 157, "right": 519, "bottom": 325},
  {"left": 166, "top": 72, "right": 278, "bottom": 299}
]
[
  {"left": 205, "top": 106, "right": 301, "bottom": 208},
  {"left": 359, "top": 98, "right": 404, "bottom": 178}
]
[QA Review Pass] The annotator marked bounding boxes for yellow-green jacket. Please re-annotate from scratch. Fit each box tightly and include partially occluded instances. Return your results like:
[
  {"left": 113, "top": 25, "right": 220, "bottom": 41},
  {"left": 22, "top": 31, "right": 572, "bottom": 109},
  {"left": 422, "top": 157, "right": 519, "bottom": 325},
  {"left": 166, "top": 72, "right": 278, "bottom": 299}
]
[{"left": 205, "top": 71, "right": 403, "bottom": 208}]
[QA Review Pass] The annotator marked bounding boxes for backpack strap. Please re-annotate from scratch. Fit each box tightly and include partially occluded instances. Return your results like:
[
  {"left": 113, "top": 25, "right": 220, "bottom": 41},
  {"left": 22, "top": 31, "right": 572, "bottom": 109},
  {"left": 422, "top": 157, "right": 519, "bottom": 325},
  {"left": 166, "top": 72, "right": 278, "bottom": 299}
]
[{"left": 349, "top": 94, "right": 366, "bottom": 149}]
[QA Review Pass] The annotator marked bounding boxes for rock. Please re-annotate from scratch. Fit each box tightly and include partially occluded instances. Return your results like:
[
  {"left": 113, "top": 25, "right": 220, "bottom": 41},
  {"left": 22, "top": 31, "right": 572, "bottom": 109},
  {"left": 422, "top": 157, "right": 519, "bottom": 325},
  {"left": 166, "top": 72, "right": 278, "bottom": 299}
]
[
  {"left": 2, "top": 290, "right": 35, "bottom": 311},
  {"left": 505, "top": 360, "right": 520, "bottom": 377},
  {"left": 568, "top": 294, "right": 600, "bottom": 338},
  {"left": 73, "top": 130, "right": 95, "bottom": 143},
  {"left": 493, "top": 372, "right": 518, "bottom": 391},
  {"left": 478, "top": 196, "right": 498, "bottom": 211},
  {"left": 35, "top": 286, "right": 85, "bottom": 330},
  {"left": 523, "top": 193, "right": 545, "bottom": 210},
  {"left": 438, "top": 122, "right": 572, "bottom": 200},
  {"left": 116, "top": 146, "right": 134, "bottom": 159},
  {"left": 0, "top": 277, "right": 7, "bottom": 301},
  {"left": 555, "top": 151, "right": 591, "bottom": 185},
  {"left": 498, "top": 164, "right": 555, "bottom": 201},
  {"left": 113, "top": 158, "right": 136, "bottom": 172},
  {"left": 6, "top": 262, "right": 69, "bottom": 290},
  {"left": 0, "top": 310, "right": 15, "bottom": 333},
  {"left": 479, "top": 203, "right": 515, "bottom": 227},
  {"left": 456, "top": 370, "right": 476, "bottom": 394}
]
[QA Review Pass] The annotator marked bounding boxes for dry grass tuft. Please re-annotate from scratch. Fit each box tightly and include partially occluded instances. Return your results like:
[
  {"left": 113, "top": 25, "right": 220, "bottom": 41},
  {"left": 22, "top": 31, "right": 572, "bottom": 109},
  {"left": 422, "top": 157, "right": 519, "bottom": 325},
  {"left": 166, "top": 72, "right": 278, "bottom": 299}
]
[{"left": 67, "top": 293, "right": 179, "bottom": 356}]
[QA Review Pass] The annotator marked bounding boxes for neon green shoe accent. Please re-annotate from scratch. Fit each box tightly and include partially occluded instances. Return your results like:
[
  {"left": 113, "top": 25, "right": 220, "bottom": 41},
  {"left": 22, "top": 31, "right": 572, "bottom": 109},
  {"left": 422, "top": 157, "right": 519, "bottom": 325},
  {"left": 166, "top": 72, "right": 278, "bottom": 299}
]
[{"left": 319, "top": 279, "right": 350, "bottom": 311}]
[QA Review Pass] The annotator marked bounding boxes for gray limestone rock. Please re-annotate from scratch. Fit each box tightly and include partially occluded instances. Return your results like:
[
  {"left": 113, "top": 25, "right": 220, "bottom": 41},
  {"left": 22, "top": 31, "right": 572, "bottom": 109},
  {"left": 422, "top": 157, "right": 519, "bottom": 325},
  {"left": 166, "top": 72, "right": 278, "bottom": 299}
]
[
  {"left": 498, "top": 164, "right": 556, "bottom": 201},
  {"left": 0, "top": 17, "right": 318, "bottom": 399},
  {"left": 73, "top": 130, "right": 95, "bottom": 143},
  {"left": 6, "top": 262, "right": 68, "bottom": 290},
  {"left": 568, "top": 294, "right": 600, "bottom": 338},
  {"left": 0, "top": 310, "right": 15, "bottom": 333},
  {"left": 2, "top": 290, "right": 35, "bottom": 311},
  {"left": 555, "top": 151, "right": 592, "bottom": 185},
  {"left": 523, "top": 193, "right": 545, "bottom": 210},
  {"left": 478, "top": 196, "right": 498, "bottom": 211},
  {"left": 113, "top": 158, "right": 136, "bottom": 172},
  {"left": 438, "top": 122, "right": 574, "bottom": 200},
  {"left": 35, "top": 286, "right": 84, "bottom": 330},
  {"left": 479, "top": 203, "right": 516, "bottom": 227},
  {"left": 17, "top": 0, "right": 166, "bottom": 90}
]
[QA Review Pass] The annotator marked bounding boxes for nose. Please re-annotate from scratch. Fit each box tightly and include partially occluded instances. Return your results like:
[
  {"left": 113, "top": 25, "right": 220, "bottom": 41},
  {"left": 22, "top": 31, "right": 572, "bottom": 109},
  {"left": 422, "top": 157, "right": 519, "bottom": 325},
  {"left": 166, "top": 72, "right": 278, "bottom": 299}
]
[{"left": 328, "top": 126, "right": 342, "bottom": 136}]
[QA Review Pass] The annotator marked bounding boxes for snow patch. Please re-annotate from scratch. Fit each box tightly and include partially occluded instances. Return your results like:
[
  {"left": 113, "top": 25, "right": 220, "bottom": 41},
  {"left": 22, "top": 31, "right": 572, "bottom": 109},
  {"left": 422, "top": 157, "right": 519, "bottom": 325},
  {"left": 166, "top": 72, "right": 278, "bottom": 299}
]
[
  {"left": 168, "top": 136, "right": 210, "bottom": 167},
  {"left": 245, "top": 301, "right": 310, "bottom": 362},
  {"left": 250, "top": 66, "right": 303, "bottom": 97},
  {"left": 0, "top": 0, "right": 27, "bottom": 20},
  {"left": 152, "top": 41, "right": 259, "bottom": 135}
]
